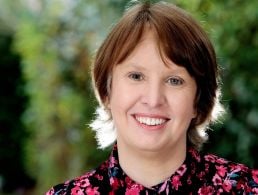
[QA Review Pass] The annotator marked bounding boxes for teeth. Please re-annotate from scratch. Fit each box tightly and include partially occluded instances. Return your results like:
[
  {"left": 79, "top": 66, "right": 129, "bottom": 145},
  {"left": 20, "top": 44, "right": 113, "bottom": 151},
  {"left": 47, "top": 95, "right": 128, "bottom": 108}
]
[{"left": 136, "top": 116, "right": 166, "bottom": 126}]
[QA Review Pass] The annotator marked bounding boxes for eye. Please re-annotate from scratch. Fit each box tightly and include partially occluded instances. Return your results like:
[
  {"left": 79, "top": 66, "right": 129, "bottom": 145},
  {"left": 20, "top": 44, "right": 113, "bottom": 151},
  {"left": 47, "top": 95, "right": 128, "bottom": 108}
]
[
  {"left": 166, "top": 76, "right": 184, "bottom": 86},
  {"left": 128, "top": 72, "right": 144, "bottom": 81}
]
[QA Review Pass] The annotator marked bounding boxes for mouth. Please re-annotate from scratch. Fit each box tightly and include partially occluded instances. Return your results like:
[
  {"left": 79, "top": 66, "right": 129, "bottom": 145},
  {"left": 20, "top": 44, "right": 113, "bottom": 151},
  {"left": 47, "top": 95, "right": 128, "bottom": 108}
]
[{"left": 133, "top": 114, "right": 170, "bottom": 128}]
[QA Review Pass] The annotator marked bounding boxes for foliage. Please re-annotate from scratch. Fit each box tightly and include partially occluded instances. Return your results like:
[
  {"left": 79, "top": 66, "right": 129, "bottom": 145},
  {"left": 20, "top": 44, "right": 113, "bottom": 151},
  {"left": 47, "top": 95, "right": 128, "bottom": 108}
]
[
  {"left": 198, "top": 0, "right": 258, "bottom": 167},
  {"left": 11, "top": 1, "right": 115, "bottom": 193},
  {"left": 0, "top": 33, "right": 36, "bottom": 193},
  {"left": 0, "top": 0, "right": 257, "bottom": 194}
]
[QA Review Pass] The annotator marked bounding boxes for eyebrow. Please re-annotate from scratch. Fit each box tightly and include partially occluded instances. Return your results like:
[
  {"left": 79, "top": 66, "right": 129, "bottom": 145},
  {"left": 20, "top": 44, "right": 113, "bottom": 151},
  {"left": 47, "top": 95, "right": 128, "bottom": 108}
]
[
  {"left": 121, "top": 62, "right": 188, "bottom": 75},
  {"left": 121, "top": 63, "right": 146, "bottom": 70}
]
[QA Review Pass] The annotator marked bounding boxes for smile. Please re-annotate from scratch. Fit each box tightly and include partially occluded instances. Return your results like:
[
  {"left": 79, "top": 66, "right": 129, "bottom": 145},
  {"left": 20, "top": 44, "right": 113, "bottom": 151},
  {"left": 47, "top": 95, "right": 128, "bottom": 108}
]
[{"left": 134, "top": 114, "right": 169, "bottom": 127}]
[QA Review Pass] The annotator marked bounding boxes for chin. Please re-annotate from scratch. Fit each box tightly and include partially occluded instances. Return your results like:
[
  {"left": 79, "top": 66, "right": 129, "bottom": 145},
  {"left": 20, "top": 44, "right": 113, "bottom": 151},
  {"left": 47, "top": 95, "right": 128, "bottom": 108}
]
[{"left": 131, "top": 139, "right": 171, "bottom": 152}]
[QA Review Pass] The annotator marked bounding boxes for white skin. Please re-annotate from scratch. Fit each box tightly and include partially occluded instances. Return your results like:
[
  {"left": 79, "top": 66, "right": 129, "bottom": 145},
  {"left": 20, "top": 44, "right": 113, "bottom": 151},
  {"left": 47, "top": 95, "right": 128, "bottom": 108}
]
[{"left": 107, "top": 30, "right": 197, "bottom": 187}]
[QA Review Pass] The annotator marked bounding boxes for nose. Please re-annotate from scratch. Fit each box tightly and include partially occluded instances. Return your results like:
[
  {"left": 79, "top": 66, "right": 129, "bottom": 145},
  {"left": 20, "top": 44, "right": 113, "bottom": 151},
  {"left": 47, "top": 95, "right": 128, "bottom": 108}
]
[{"left": 141, "top": 80, "right": 166, "bottom": 108}]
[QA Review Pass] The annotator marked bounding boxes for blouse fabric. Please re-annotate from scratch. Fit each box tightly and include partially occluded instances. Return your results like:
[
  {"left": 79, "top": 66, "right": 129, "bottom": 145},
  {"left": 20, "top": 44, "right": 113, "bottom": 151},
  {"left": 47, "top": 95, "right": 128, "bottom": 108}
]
[{"left": 46, "top": 144, "right": 258, "bottom": 194}]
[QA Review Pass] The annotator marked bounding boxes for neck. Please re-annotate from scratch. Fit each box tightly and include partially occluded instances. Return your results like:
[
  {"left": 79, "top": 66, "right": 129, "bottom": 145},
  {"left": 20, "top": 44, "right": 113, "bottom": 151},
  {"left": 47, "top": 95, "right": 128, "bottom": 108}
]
[{"left": 117, "top": 141, "right": 187, "bottom": 188}]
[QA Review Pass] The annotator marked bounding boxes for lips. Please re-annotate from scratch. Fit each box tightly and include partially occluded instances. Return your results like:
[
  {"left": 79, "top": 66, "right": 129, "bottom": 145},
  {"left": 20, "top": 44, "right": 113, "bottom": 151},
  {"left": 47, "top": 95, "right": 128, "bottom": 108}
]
[{"left": 133, "top": 114, "right": 169, "bottom": 128}]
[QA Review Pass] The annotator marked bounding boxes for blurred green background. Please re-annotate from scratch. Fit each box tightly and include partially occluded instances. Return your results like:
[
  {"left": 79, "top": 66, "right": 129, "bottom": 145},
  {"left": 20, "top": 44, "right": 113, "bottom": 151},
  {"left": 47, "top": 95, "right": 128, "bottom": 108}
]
[{"left": 0, "top": 0, "right": 257, "bottom": 194}]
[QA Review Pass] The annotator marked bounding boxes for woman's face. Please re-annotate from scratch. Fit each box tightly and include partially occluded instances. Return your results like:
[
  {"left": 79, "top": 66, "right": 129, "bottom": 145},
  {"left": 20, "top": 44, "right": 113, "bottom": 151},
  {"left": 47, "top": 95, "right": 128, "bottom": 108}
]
[{"left": 108, "top": 31, "right": 197, "bottom": 153}]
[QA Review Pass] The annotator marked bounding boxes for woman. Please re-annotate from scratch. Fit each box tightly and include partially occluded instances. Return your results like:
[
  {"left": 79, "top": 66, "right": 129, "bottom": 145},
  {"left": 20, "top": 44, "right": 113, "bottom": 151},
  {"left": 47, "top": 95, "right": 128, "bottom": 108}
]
[{"left": 47, "top": 1, "right": 258, "bottom": 194}]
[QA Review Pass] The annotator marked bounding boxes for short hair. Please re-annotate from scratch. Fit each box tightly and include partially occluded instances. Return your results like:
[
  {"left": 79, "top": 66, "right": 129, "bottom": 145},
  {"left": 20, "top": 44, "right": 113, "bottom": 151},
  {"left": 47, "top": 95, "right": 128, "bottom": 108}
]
[{"left": 90, "top": 1, "right": 224, "bottom": 150}]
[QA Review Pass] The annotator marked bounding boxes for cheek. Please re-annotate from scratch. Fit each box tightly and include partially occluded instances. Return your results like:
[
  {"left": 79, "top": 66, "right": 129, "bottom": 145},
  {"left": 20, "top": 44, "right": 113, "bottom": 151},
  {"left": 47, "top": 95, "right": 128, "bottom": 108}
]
[
  {"left": 109, "top": 83, "right": 135, "bottom": 113},
  {"left": 171, "top": 93, "right": 196, "bottom": 119}
]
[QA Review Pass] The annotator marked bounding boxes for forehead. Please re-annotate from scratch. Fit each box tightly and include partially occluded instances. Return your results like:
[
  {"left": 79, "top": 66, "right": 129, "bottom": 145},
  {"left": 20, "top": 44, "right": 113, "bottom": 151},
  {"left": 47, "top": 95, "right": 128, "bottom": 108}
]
[
  {"left": 117, "top": 30, "right": 189, "bottom": 74},
  {"left": 121, "top": 30, "right": 158, "bottom": 61}
]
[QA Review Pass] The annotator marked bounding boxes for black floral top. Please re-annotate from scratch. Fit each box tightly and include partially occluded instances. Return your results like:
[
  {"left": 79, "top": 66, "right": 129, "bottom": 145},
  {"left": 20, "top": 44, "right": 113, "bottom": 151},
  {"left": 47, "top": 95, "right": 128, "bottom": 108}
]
[{"left": 46, "top": 144, "right": 258, "bottom": 194}]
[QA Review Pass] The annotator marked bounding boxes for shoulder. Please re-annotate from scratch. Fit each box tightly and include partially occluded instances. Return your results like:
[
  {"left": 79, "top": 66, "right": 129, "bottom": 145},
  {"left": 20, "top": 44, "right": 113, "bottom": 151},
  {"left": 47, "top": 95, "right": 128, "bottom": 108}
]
[
  {"left": 200, "top": 152, "right": 258, "bottom": 193},
  {"left": 46, "top": 161, "right": 111, "bottom": 195}
]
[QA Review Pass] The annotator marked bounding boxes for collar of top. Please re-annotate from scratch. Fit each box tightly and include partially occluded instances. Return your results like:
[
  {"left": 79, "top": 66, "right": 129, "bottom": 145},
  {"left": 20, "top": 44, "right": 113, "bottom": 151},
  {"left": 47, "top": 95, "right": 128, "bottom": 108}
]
[{"left": 107, "top": 144, "right": 201, "bottom": 193}]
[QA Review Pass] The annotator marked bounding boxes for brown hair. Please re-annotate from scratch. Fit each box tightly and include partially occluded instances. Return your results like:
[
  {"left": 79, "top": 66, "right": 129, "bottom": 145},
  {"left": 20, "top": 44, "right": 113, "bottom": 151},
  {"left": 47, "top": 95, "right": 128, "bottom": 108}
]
[{"left": 91, "top": 1, "right": 223, "bottom": 149}]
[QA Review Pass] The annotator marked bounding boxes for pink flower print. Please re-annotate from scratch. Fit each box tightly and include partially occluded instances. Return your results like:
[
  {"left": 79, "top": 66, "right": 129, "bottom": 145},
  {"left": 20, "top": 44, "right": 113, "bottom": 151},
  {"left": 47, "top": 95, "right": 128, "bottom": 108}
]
[
  {"left": 176, "top": 164, "right": 187, "bottom": 176},
  {"left": 95, "top": 174, "right": 103, "bottom": 181},
  {"left": 222, "top": 179, "right": 232, "bottom": 192},
  {"left": 46, "top": 188, "right": 54, "bottom": 195},
  {"left": 77, "top": 170, "right": 95, "bottom": 180},
  {"left": 216, "top": 157, "right": 228, "bottom": 164},
  {"left": 189, "top": 148, "right": 201, "bottom": 162},
  {"left": 187, "top": 176, "right": 192, "bottom": 185},
  {"left": 125, "top": 176, "right": 134, "bottom": 188},
  {"left": 217, "top": 188, "right": 223, "bottom": 194},
  {"left": 71, "top": 186, "right": 85, "bottom": 195},
  {"left": 125, "top": 184, "right": 141, "bottom": 195},
  {"left": 125, "top": 188, "right": 140, "bottom": 195},
  {"left": 198, "top": 186, "right": 215, "bottom": 195},
  {"left": 252, "top": 170, "right": 258, "bottom": 184},
  {"left": 229, "top": 163, "right": 247, "bottom": 172},
  {"left": 171, "top": 175, "right": 182, "bottom": 190},
  {"left": 110, "top": 156, "right": 118, "bottom": 167},
  {"left": 215, "top": 165, "right": 227, "bottom": 177},
  {"left": 74, "top": 178, "right": 90, "bottom": 188},
  {"left": 197, "top": 171, "right": 205, "bottom": 180},
  {"left": 212, "top": 174, "right": 222, "bottom": 186},
  {"left": 236, "top": 178, "right": 245, "bottom": 191},
  {"left": 252, "top": 187, "right": 258, "bottom": 194},
  {"left": 205, "top": 163, "right": 209, "bottom": 172},
  {"left": 190, "top": 162, "right": 196, "bottom": 174},
  {"left": 86, "top": 186, "right": 100, "bottom": 195},
  {"left": 239, "top": 164, "right": 248, "bottom": 172},
  {"left": 110, "top": 177, "right": 120, "bottom": 190},
  {"left": 158, "top": 180, "right": 169, "bottom": 192},
  {"left": 204, "top": 154, "right": 216, "bottom": 163},
  {"left": 99, "top": 161, "right": 108, "bottom": 170}
]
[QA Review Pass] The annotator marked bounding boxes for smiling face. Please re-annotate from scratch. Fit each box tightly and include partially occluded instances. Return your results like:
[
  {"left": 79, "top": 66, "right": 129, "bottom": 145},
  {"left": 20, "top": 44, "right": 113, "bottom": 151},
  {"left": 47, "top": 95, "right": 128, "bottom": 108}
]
[{"left": 108, "top": 31, "right": 197, "bottom": 153}]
